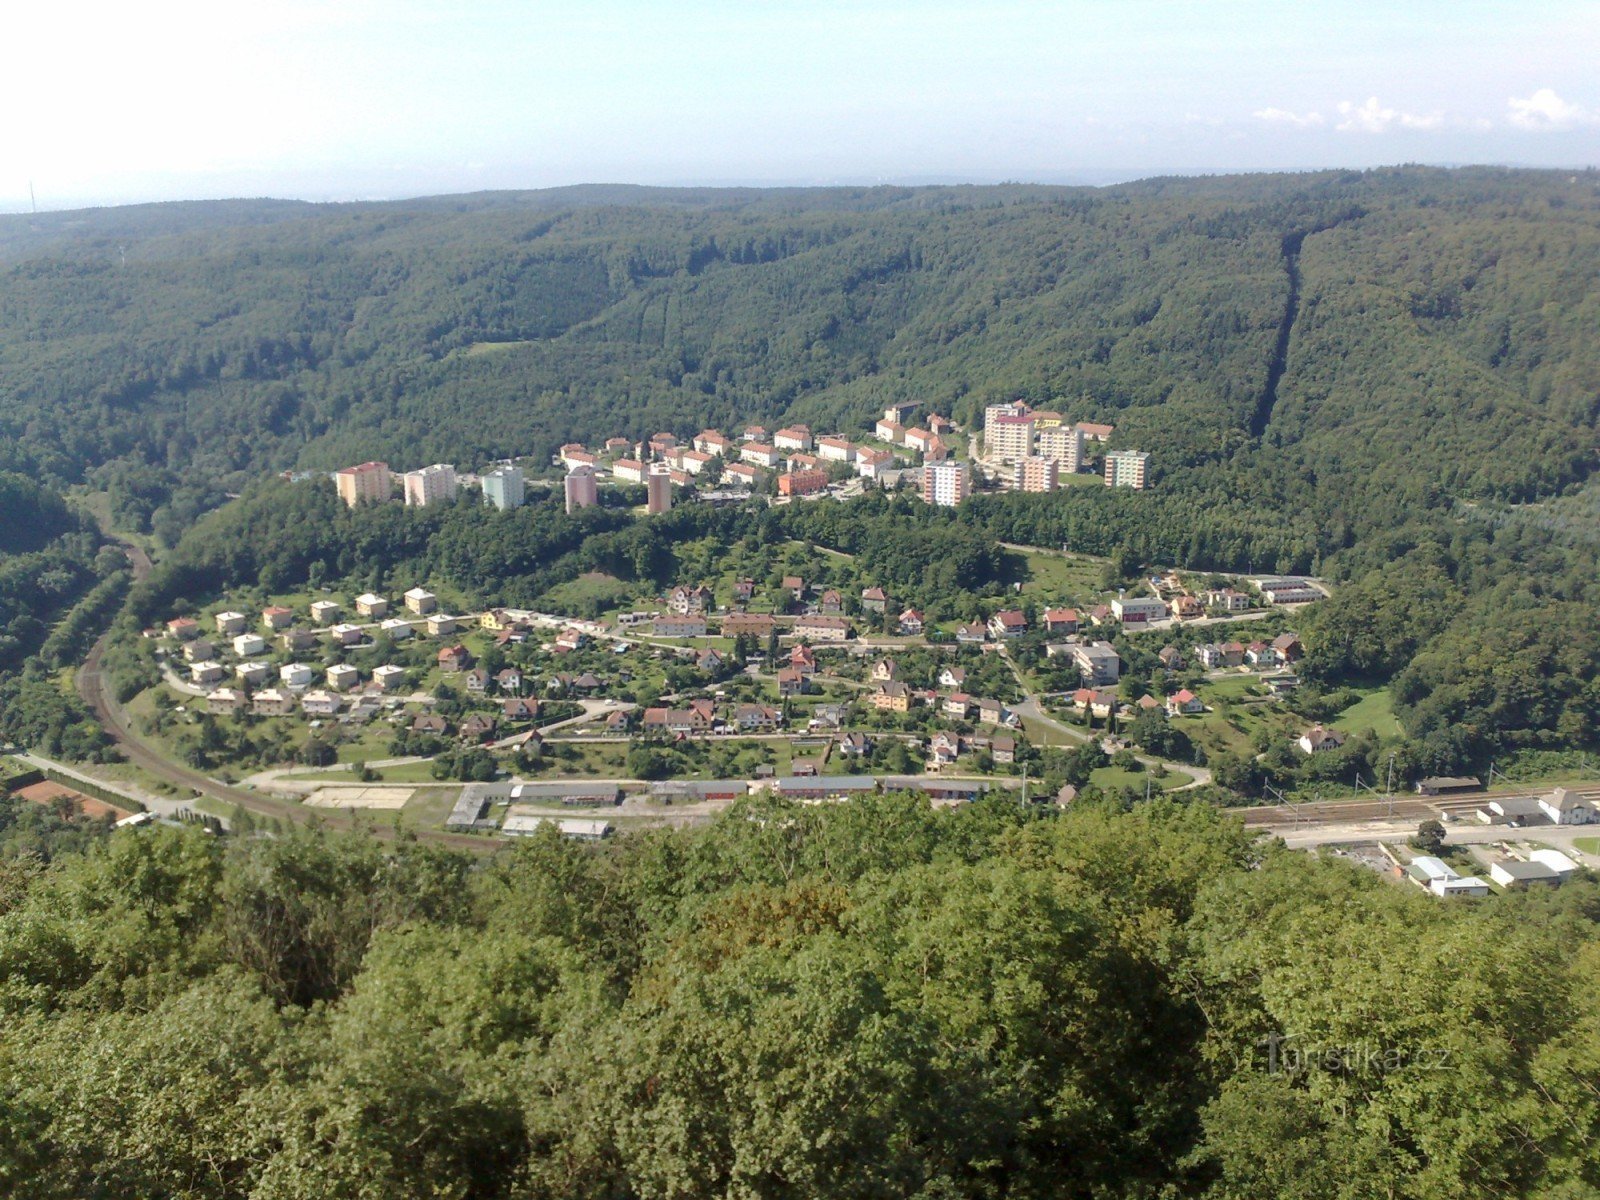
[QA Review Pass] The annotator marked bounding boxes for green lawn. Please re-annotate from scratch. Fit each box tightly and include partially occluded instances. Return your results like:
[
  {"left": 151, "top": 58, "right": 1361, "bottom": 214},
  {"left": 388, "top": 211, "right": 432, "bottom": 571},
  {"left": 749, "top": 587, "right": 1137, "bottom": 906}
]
[
  {"left": 401, "top": 787, "right": 465, "bottom": 826},
  {"left": 1016, "top": 551, "right": 1107, "bottom": 606},
  {"left": 1574, "top": 837, "right": 1600, "bottom": 856},
  {"left": 1332, "top": 687, "right": 1404, "bottom": 738},
  {"left": 357, "top": 761, "right": 445, "bottom": 783},
  {"left": 1019, "top": 714, "right": 1095, "bottom": 748},
  {"left": 1090, "top": 764, "right": 1184, "bottom": 794},
  {"left": 1200, "top": 675, "right": 1263, "bottom": 701},
  {"left": 537, "top": 573, "right": 639, "bottom": 616},
  {"left": 463, "top": 340, "right": 535, "bottom": 357},
  {"left": 1058, "top": 472, "right": 1104, "bottom": 488},
  {"left": 1185, "top": 682, "right": 1298, "bottom": 760}
]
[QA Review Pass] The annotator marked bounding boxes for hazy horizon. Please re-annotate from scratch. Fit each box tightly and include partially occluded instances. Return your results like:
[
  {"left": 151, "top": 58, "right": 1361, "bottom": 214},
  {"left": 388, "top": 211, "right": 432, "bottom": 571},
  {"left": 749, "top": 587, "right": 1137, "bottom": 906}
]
[
  {"left": 6, "top": 1, "right": 1598, "bottom": 213},
  {"left": 9, "top": 161, "right": 1600, "bottom": 218}
]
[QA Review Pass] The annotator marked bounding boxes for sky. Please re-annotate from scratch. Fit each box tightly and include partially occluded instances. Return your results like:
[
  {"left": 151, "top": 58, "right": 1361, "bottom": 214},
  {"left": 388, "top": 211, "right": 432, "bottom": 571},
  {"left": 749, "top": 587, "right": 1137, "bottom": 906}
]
[{"left": 4, "top": 0, "right": 1598, "bottom": 210}]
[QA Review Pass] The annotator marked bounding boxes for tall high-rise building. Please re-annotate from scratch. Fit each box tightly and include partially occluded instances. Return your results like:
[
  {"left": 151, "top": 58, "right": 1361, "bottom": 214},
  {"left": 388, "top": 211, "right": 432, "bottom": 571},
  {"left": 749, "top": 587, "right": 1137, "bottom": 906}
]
[
  {"left": 1104, "top": 450, "right": 1150, "bottom": 490},
  {"left": 1036, "top": 426, "right": 1084, "bottom": 474},
  {"left": 646, "top": 462, "right": 674, "bottom": 514},
  {"left": 481, "top": 465, "right": 525, "bottom": 511},
  {"left": 983, "top": 401, "right": 1035, "bottom": 464},
  {"left": 402, "top": 463, "right": 458, "bottom": 507},
  {"left": 1018, "top": 456, "right": 1059, "bottom": 493},
  {"left": 334, "top": 461, "right": 391, "bottom": 508},
  {"left": 921, "top": 460, "right": 971, "bottom": 508},
  {"left": 564, "top": 464, "right": 598, "bottom": 514}
]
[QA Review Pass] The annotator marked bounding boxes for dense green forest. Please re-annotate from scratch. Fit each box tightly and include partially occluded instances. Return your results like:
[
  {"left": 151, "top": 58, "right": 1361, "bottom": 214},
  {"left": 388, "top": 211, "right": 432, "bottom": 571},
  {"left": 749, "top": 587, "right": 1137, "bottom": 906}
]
[
  {"left": 0, "top": 473, "right": 120, "bottom": 758},
  {"left": 1, "top": 798, "right": 1599, "bottom": 1198},
  {"left": 2, "top": 169, "right": 1596, "bottom": 553}
]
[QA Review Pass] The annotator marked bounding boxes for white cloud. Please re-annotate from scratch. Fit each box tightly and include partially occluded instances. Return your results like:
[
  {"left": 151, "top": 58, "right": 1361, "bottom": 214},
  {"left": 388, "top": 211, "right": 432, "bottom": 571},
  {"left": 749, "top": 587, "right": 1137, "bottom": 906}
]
[
  {"left": 1253, "top": 107, "right": 1324, "bottom": 128},
  {"left": 1335, "top": 97, "right": 1443, "bottom": 133},
  {"left": 1507, "top": 88, "right": 1594, "bottom": 130}
]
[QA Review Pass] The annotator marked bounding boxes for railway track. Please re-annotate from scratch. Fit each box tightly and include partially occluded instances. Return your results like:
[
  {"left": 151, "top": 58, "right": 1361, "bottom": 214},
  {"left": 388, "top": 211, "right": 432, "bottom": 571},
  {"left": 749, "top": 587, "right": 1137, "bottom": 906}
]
[
  {"left": 74, "top": 539, "right": 496, "bottom": 854},
  {"left": 1232, "top": 786, "right": 1600, "bottom": 829}
]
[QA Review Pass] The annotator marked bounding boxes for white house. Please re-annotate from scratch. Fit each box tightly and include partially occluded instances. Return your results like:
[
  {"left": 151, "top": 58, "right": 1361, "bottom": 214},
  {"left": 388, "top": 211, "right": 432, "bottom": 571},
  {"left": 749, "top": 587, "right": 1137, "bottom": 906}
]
[
  {"left": 310, "top": 600, "right": 341, "bottom": 625},
  {"left": 329, "top": 623, "right": 364, "bottom": 647},
  {"left": 235, "top": 661, "right": 269, "bottom": 686},
  {"left": 372, "top": 664, "right": 409, "bottom": 692},
  {"left": 231, "top": 633, "right": 266, "bottom": 658},
  {"left": 403, "top": 587, "right": 437, "bottom": 615},
  {"left": 214, "top": 610, "right": 248, "bottom": 635},
  {"left": 1538, "top": 787, "right": 1598, "bottom": 826},
  {"left": 300, "top": 690, "right": 341, "bottom": 716},
  {"left": 1297, "top": 725, "right": 1346, "bottom": 755},
  {"left": 1165, "top": 689, "right": 1203, "bottom": 716},
  {"left": 379, "top": 617, "right": 415, "bottom": 641},
  {"left": 1113, "top": 597, "right": 1168, "bottom": 625},
  {"left": 279, "top": 662, "right": 316, "bottom": 690},
  {"left": 817, "top": 436, "right": 856, "bottom": 462},
  {"left": 190, "top": 660, "right": 226, "bottom": 685},
  {"left": 325, "top": 663, "right": 361, "bottom": 692},
  {"left": 355, "top": 593, "right": 388, "bottom": 618}
]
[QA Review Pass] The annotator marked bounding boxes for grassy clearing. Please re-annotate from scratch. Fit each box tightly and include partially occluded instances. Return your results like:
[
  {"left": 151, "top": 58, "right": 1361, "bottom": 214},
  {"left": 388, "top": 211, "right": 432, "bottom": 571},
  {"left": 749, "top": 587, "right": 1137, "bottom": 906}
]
[
  {"left": 1184, "top": 681, "right": 1298, "bottom": 761},
  {"left": 537, "top": 573, "right": 639, "bottom": 616},
  {"left": 1201, "top": 674, "right": 1264, "bottom": 700},
  {"left": 333, "top": 725, "right": 409, "bottom": 764},
  {"left": 523, "top": 742, "right": 631, "bottom": 778},
  {"left": 1574, "top": 837, "right": 1600, "bottom": 856},
  {"left": 1332, "top": 687, "right": 1403, "bottom": 738},
  {"left": 463, "top": 340, "right": 535, "bottom": 357},
  {"left": 401, "top": 787, "right": 463, "bottom": 826},
  {"left": 355, "top": 761, "right": 440, "bottom": 783},
  {"left": 1017, "top": 551, "right": 1106, "bottom": 606},
  {"left": 1090, "top": 764, "right": 1184, "bottom": 794}
]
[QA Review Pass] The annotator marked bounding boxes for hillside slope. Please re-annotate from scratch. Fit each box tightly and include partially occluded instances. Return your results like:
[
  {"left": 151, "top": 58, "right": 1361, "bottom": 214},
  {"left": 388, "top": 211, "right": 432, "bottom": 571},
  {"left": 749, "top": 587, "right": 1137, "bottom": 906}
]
[{"left": 1, "top": 167, "right": 1596, "bottom": 557}]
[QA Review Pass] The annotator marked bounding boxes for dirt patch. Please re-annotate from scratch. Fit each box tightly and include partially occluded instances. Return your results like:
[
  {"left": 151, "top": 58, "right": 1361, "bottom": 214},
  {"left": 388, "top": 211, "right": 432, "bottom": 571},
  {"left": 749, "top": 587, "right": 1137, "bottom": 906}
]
[
  {"left": 304, "top": 786, "right": 415, "bottom": 810},
  {"left": 15, "top": 780, "right": 133, "bottom": 821}
]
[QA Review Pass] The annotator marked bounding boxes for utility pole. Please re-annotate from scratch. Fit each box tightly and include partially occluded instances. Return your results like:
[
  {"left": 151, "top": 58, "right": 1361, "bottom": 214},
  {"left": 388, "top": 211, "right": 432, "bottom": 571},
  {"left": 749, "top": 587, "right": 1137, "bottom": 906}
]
[{"left": 1386, "top": 753, "right": 1395, "bottom": 820}]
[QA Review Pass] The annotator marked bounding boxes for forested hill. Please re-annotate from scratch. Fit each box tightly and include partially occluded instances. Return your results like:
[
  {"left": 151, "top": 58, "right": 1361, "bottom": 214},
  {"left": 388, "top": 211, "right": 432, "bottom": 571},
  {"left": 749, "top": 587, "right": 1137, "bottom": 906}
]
[{"left": 2, "top": 167, "right": 1597, "bottom": 558}]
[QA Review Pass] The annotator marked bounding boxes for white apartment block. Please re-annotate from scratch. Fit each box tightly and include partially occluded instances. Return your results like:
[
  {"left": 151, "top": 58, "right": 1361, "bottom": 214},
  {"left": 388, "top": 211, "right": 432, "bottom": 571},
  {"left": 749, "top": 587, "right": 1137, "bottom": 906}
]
[
  {"left": 740, "top": 443, "right": 783, "bottom": 468},
  {"left": 1036, "top": 426, "right": 1084, "bottom": 473},
  {"left": 817, "top": 436, "right": 856, "bottom": 462},
  {"left": 983, "top": 402, "right": 1035, "bottom": 463},
  {"left": 774, "top": 426, "right": 812, "bottom": 451},
  {"left": 921, "top": 460, "right": 971, "bottom": 508},
  {"left": 1104, "top": 450, "right": 1150, "bottom": 489},
  {"left": 403, "top": 463, "right": 458, "bottom": 506}
]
